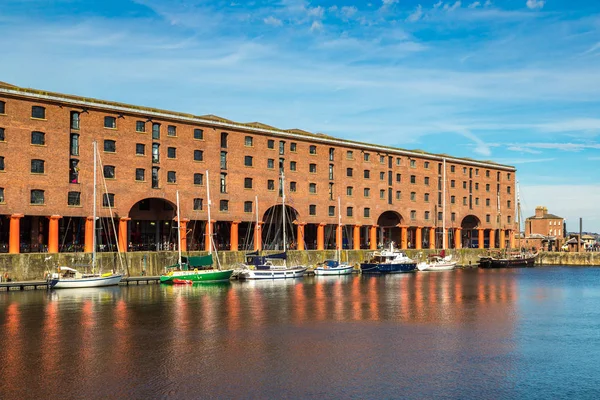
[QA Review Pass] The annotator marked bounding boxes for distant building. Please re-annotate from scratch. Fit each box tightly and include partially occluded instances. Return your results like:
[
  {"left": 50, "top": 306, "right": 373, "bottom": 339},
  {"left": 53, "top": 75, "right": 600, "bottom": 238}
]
[{"left": 524, "top": 206, "right": 564, "bottom": 251}]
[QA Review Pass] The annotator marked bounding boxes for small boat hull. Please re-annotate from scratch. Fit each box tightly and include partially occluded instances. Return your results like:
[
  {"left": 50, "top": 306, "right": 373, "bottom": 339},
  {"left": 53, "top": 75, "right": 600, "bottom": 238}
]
[
  {"left": 240, "top": 267, "right": 307, "bottom": 280},
  {"left": 160, "top": 269, "right": 234, "bottom": 283},
  {"left": 49, "top": 274, "right": 123, "bottom": 289},
  {"left": 417, "top": 262, "right": 457, "bottom": 272},
  {"left": 479, "top": 256, "right": 535, "bottom": 268},
  {"left": 314, "top": 265, "right": 354, "bottom": 276},
  {"left": 360, "top": 262, "right": 416, "bottom": 274}
]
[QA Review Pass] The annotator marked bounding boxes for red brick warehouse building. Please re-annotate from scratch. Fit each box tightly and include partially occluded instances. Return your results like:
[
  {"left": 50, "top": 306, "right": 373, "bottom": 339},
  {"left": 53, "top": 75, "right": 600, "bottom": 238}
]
[{"left": 0, "top": 81, "right": 517, "bottom": 254}]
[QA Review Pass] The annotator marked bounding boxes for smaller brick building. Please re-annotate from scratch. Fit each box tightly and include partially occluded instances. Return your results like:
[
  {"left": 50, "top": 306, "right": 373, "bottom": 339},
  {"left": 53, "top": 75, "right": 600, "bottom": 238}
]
[{"left": 524, "top": 206, "right": 564, "bottom": 251}]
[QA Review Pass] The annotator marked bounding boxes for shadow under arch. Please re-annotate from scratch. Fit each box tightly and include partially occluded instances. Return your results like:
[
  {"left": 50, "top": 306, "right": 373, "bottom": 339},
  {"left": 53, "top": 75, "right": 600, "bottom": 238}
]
[
  {"left": 461, "top": 215, "right": 482, "bottom": 248},
  {"left": 128, "top": 197, "right": 178, "bottom": 251},
  {"left": 261, "top": 204, "right": 300, "bottom": 250}
]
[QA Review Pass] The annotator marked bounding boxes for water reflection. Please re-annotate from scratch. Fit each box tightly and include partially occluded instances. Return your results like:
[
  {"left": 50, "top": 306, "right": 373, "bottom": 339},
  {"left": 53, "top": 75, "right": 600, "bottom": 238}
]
[{"left": 0, "top": 269, "right": 549, "bottom": 399}]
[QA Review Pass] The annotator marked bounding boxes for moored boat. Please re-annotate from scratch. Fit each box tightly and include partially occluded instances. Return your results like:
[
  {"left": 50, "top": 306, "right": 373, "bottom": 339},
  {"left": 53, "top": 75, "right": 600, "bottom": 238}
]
[
  {"left": 238, "top": 252, "right": 307, "bottom": 280},
  {"left": 160, "top": 255, "right": 234, "bottom": 283},
  {"left": 478, "top": 252, "right": 537, "bottom": 268},
  {"left": 360, "top": 245, "right": 416, "bottom": 274},
  {"left": 315, "top": 260, "right": 354, "bottom": 276},
  {"left": 417, "top": 252, "right": 457, "bottom": 272}
]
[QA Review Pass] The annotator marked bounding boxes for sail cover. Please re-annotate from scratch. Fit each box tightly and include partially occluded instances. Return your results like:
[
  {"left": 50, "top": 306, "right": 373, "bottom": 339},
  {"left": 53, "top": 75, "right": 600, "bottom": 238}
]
[
  {"left": 265, "top": 252, "right": 287, "bottom": 260},
  {"left": 184, "top": 255, "right": 213, "bottom": 267}
]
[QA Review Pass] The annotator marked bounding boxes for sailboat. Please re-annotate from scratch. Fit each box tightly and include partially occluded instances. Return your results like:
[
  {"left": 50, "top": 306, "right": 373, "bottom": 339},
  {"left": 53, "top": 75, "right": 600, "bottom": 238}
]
[
  {"left": 239, "top": 172, "right": 307, "bottom": 280},
  {"left": 48, "top": 141, "right": 124, "bottom": 289},
  {"left": 417, "top": 158, "right": 457, "bottom": 272},
  {"left": 478, "top": 182, "right": 537, "bottom": 268},
  {"left": 160, "top": 171, "right": 234, "bottom": 283},
  {"left": 315, "top": 197, "right": 353, "bottom": 276}
]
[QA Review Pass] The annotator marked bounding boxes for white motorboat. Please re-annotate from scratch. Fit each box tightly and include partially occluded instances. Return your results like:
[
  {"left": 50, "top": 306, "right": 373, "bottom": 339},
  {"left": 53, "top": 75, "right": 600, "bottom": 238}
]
[
  {"left": 48, "top": 267, "right": 123, "bottom": 288},
  {"left": 417, "top": 255, "right": 457, "bottom": 271},
  {"left": 314, "top": 260, "right": 354, "bottom": 276}
]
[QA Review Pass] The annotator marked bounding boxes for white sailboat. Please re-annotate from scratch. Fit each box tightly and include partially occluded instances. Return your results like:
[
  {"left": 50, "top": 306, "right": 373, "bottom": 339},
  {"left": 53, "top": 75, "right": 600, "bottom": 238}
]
[
  {"left": 417, "top": 158, "right": 456, "bottom": 272},
  {"left": 315, "top": 197, "right": 354, "bottom": 276},
  {"left": 239, "top": 172, "right": 307, "bottom": 280},
  {"left": 48, "top": 141, "right": 124, "bottom": 288}
]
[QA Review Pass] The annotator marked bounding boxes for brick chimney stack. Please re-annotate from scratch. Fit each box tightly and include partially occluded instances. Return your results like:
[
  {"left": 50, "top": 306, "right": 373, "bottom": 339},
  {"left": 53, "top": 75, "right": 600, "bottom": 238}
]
[{"left": 535, "top": 206, "right": 547, "bottom": 218}]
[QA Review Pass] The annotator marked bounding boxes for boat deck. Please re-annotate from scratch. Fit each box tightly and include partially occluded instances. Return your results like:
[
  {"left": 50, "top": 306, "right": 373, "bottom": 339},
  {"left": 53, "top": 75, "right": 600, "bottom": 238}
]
[{"left": 0, "top": 276, "right": 162, "bottom": 291}]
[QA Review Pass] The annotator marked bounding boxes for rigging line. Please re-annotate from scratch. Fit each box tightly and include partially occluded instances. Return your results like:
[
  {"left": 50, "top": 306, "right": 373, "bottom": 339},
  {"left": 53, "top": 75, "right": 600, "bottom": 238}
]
[{"left": 96, "top": 145, "right": 126, "bottom": 275}]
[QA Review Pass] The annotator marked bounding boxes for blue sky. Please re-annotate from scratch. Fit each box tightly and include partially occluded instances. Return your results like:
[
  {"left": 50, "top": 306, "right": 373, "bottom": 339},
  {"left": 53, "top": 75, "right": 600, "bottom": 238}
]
[{"left": 2, "top": 0, "right": 599, "bottom": 232}]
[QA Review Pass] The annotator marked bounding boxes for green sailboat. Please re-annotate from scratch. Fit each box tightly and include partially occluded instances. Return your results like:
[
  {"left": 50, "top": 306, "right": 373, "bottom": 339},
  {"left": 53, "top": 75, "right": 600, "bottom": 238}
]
[{"left": 160, "top": 174, "right": 234, "bottom": 284}]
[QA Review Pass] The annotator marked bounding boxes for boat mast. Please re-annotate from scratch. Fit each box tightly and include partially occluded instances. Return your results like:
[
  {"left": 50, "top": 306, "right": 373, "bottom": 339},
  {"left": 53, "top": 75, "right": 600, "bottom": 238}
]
[
  {"left": 176, "top": 190, "right": 182, "bottom": 268},
  {"left": 92, "top": 141, "right": 97, "bottom": 272},
  {"left": 255, "top": 195, "right": 259, "bottom": 250},
  {"left": 517, "top": 181, "right": 521, "bottom": 251},
  {"left": 442, "top": 158, "right": 446, "bottom": 250},
  {"left": 206, "top": 170, "right": 212, "bottom": 255},
  {"left": 281, "top": 171, "right": 286, "bottom": 252},
  {"left": 337, "top": 196, "right": 341, "bottom": 262}
]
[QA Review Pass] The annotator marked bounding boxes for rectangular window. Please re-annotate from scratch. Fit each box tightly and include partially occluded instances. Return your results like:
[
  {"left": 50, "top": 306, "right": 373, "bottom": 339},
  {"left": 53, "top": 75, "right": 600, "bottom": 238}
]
[
  {"left": 279, "top": 141, "right": 285, "bottom": 155},
  {"left": 267, "top": 139, "right": 274, "bottom": 149},
  {"left": 347, "top": 168, "right": 353, "bottom": 177},
  {"left": 309, "top": 205, "right": 317, "bottom": 216},
  {"left": 244, "top": 201, "right": 253, "bottom": 213},
  {"left": 104, "top": 140, "right": 116, "bottom": 153},
  {"left": 167, "top": 171, "right": 176, "bottom": 183},
  {"left": 347, "top": 150, "right": 353, "bottom": 159},
  {"left": 152, "top": 167, "right": 159, "bottom": 188},
  {"left": 507, "top": 186, "right": 511, "bottom": 194},
  {"left": 0, "top": 101, "right": 5, "bottom": 114},
  {"left": 291, "top": 142, "right": 297, "bottom": 152},
  {"left": 424, "top": 177, "right": 430, "bottom": 185},
  {"left": 0, "top": 156, "right": 5, "bottom": 171},
  {"left": 475, "top": 183, "right": 479, "bottom": 190},
  {"left": 410, "top": 192, "right": 416, "bottom": 201},
  {"left": 0, "top": 187, "right": 4, "bottom": 203},
  {"left": 463, "top": 167, "right": 467, "bottom": 174},
  {"left": 309, "top": 145, "right": 317, "bottom": 154},
  {"left": 451, "top": 165, "right": 456, "bottom": 173},
  {"left": 32, "top": 106, "right": 45, "bottom": 119},
  {"left": 0, "top": 128, "right": 4, "bottom": 141},
  {"left": 102, "top": 193, "right": 115, "bottom": 207},
  {"left": 167, "top": 125, "right": 177, "bottom": 136},
  {"left": 31, "top": 159, "right": 45, "bottom": 174},
  {"left": 328, "top": 206, "right": 335, "bottom": 217},
  {"left": 328, "top": 183, "right": 334, "bottom": 200},
  {"left": 508, "top": 172, "right": 512, "bottom": 180},
  {"left": 424, "top": 211, "right": 430, "bottom": 220},
  {"left": 136, "top": 143, "right": 145, "bottom": 155},
  {"left": 103, "top": 165, "right": 115, "bottom": 179},
  {"left": 309, "top": 183, "right": 316, "bottom": 193},
  {"left": 220, "top": 200, "right": 229, "bottom": 212},
  {"left": 486, "top": 198, "right": 490, "bottom": 206},
  {"left": 152, "top": 143, "right": 160, "bottom": 163},
  {"left": 194, "top": 173, "right": 203, "bottom": 185},
  {"left": 290, "top": 181, "right": 297, "bottom": 192},
  {"left": 104, "top": 116, "right": 116, "bottom": 129},
  {"left": 347, "top": 207, "right": 353, "bottom": 217},
  {"left": 486, "top": 170, "right": 490, "bottom": 177},
  {"left": 451, "top": 196, "right": 456, "bottom": 204},
  {"left": 136, "top": 121, "right": 145, "bottom": 132},
  {"left": 410, "top": 175, "right": 416, "bottom": 184},
  {"left": 245, "top": 136, "right": 253, "bottom": 147},
  {"left": 486, "top": 214, "right": 490, "bottom": 223},
  {"left": 424, "top": 161, "right": 430, "bottom": 169},
  {"left": 507, "top": 216, "right": 512, "bottom": 224},
  {"left": 380, "top": 172, "right": 385, "bottom": 181},
  {"left": 364, "top": 153, "right": 370, "bottom": 161},
  {"left": 69, "top": 111, "right": 80, "bottom": 130},
  {"left": 220, "top": 132, "right": 228, "bottom": 148},
  {"left": 475, "top": 168, "right": 479, "bottom": 176},
  {"left": 475, "top": 197, "right": 480, "bottom": 205},
  {"left": 309, "top": 164, "right": 317, "bottom": 173},
  {"left": 364, "top": 208, "right": 370, "bottom": 218},
  {"left": 380, "top": 155, "right": 385, "bottom": 164},
  {"left": 67, "top": 191, "right": 80, "bottom": 206},
  {"left": 329, "top": 164, "right": 334, "bottom": 180},
  {"left": 364, "top": 188, "right": 370, "bottom": 197},
  {"left": 396, "top": 191, "right": 401, "bottom": 200},
  {"left": 380, "top": 189, "right": 385, "bottom": 199},
  {"left": 267, "top": 159, "right": 274, "bottom": 169},
  {"left": 396, "top": 173, "right": 401, "bottom": 182},
  {"left": 220, "top": 151, "right": 227, "bottom": 169},
  {"left": 463, "top": 197, "right": 467, "bottom": 205},
  {"left": 451, "top": 180, "right": 455, "bottom": 188},
  {"left": 410, "top": 210, "right": 416, "bottom": 220},
  {"left": 451, "top": 212, "right": 456, "bottom": 222},
  {"left": 410, "top": 159, "right": 416, "bottom": 168},
  {"left": 31, "top": 131, "right": 45, "bottom": 145},
  {"left": 152, "top": 123, "right": 160, "bottom": 139},
  {"left": 69, "top": 159, "right": 79, "bottom": 183},
  {"left": 194, "top": 150, "right": 203, "bottom": 161},
  {"left": 167, "top": 147, "right": 176, "bottom": 159},
  {"left": 244, "top": 178, "right": 253, "bottom": 189},
  {"left": 290, "top": 161, "right": 297, "bottom": 171},
  {"left": 463, "top": 181, "right": 467, "bottom": 189},
  {"left": 347, "top": 186, "right": 353, "bottom": 196},
  {"left": 244, "top": 156, "right": 253, "bottom": 167},
  {"left": 220, "top": 173, "right": 227, "bottom": 193},
  {"left": 486, "top": 184, "right": 490, "bottom": 192},
  {"left": 31, "top": 189, "right": 45, "bottom": 204},
  {"left": 438, "top": 212, "right": 443, "bottom": 221},
  {"left": 135, "top": 168, "right": 145, "bottom": 181},
  {"left": 507, "top": 200, "right": 512, "bottom": 208},
  {"left": 364, "top": 170, "right": 370, "bottom": 179},
  {"left": 193, "top": 198, "right": 203, "bottom": 210},
  {"left": 194, "top": 129, "right": 203, "bottom": 140},
  {"left": 424, "top": 193, "right": 429, "bottom": 202},
  {"left": 396, "top": 157, "right": 401, "bottom": 166}
]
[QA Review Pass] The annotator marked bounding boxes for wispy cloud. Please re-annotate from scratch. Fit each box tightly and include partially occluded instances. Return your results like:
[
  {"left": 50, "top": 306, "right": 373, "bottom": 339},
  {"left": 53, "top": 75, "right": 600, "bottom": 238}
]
[
  {"left": 444, "top": 1, "right": 462, "bottom": 12},
  {"left": 468, "top": 2, "right": 481, "bottom": 8},
  {"left": 526, "top": 0, "right": 545, "bottom": 10},
  {"left": 264, "top": 16, "right": 283, "bottom": 27},
  {"left": 407, "top": 5, "right": 423, "bottom": 22}
]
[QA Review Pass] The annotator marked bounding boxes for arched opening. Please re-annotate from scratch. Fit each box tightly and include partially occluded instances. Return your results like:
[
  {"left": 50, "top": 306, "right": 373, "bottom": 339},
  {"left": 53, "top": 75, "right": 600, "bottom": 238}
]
[
  {"left": 262, "top": 204, "right": 299, "bottom": 250},
  {"left": 377, "top": 211, "right": 403, "bottom": 248},
  {"left": 129, "top": 198, "right": 178, "bottom": 251},
  {"left": 461, "top": 215, "right": 481, "bottom": 248}
]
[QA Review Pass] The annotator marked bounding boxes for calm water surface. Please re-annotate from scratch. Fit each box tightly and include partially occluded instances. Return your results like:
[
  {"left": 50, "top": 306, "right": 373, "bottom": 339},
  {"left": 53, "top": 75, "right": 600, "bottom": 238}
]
[{"left": 1, "top": 267, "right": 600, "bottom": 399}]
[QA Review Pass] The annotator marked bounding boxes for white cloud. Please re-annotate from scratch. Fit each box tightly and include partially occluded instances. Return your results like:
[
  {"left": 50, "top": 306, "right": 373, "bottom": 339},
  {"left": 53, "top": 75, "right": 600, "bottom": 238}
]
[
  {"left": 506, "top": 146, "right": 542, "bottom": 154},
  {"left": 468, "top": 1, "right": 481, "bottom": 8},
  {"left": 484, "top": 0, "right": 492, "bottom": 6},
  {"left": 526, "top": 0, "right": 545, "bottom": 10},
  {"left": 310, "top": 20, "right": 323, "bottom": 32},
  {"left": 434, "top": 1, "right": 443, "bottom": 9},
  {"left": 263, "top": 16, "right": 283, "bottom": 26},
  {"left": 444, "top": 1, "right": 462, "bottom": 12},
  {"left": 307, "top": 6, "right": 324, "bottom": 19},
  {"left": 340, "top": 6, "right": 358, "bottom": 19},
  {"left": 581, "top": 42, "right": 600, "bottom": 56},
  {"left": 328, "top": 5, "right": 338, "bottom": 12},
  {"left": 407, "top": 5, "right": 423, "bottom": 22},
  {"left": 382, "top": 0, "right": 399, "bottom": 5}
]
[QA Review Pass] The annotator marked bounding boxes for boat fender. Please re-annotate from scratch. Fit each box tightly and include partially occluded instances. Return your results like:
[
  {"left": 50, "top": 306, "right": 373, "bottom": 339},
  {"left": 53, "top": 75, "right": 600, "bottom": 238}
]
[{"left": 194, "top": 268, "right": 198, "bottom": 273}]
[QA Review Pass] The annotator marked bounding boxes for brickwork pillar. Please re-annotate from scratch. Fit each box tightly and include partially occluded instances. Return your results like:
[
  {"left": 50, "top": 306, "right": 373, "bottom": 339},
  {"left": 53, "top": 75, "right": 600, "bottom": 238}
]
[
  {"left": 118, "top": 217, "right": 130, "bottom": 253},
  {"left": 296, "top": 222, "right": 305, "bottom": 251},
  {"left": 478, "top": 228, "right": 484, "bottom": 249},
  {"left": 499, "top": 229, "right": 506, "bottom": 249},
  {"left": 369, "top": 225, "right": 377, "bottom": 250},
  {"left": 489, "top": 229, "right": 496, "bottom": 249},
  {"left": 353, "top": 225, "right": 361, "bottom": 250},
  {"left": 429, "top": 227, "right": 435, "bottom": 249},
  {"left": 317, "top": 223, "right": 325, "bottom": 251},
  {"left": 85, "top": 217, "right": 94, "bottom": 253},
  {"left": 179, "top": 219, "right": 189, "bottom": 252},
  {"left": 48, "top": 215, "right": 62, "bottom": 254},
  {"left": 401, "top": 226, "right": 408, "bottom": 250},
  {"left": 9, "top": 214, "right": 23, "bottom": 254},
  {"left": 415, "top": 227, "right": 422, "bottom": 250},
  {"left": 455, "top": 228, "right": 462, "bottom": 250},
  {"left": 336, "top": 224, "right": 343, "bottom": 251},
  {"left": 229, "top": 221, "right": 239, "bottom": 252},
  {"left": 205, "top": 220, "right": 214, "bottom": 252},
  {"left": 509, "top": 229, "right": 515, "bottom": 249},
  {"left": 254, "top": 222, "right": 263, "bottom": 251}
]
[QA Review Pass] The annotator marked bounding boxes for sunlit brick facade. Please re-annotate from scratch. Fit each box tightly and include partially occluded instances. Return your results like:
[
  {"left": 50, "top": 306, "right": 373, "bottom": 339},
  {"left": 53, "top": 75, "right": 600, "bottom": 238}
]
[{"left": 0, "top": 81, "right": 517, "bottom": 254}]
